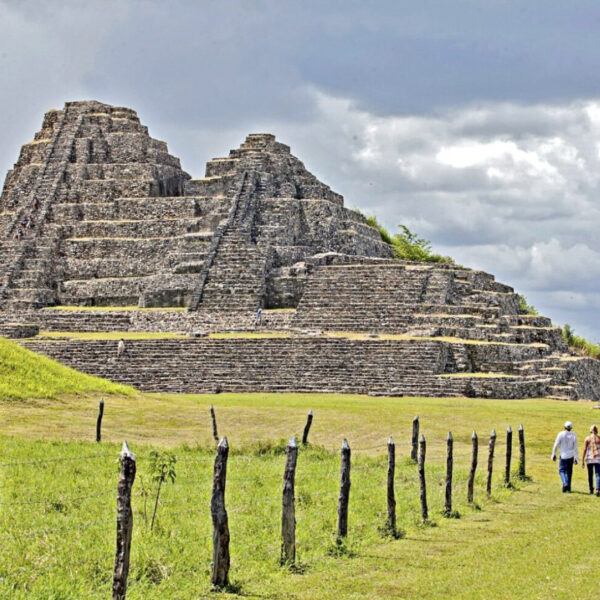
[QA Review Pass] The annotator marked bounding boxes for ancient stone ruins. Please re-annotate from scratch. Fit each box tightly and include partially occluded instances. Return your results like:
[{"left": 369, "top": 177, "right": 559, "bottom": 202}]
[{"left": 0, "top": 100, "right": 598, "bottom": 399}]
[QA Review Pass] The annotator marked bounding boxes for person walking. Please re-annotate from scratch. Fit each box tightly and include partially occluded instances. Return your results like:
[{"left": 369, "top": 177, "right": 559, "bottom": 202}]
[
  {"left": 117, "top": 338, "right": 126, "bottom": 359},
  {"left": 255, "top": 306, "right": 262, "bottom": 327},
  {"left": 581, "top": 425, "right": 600, "bottom": 496},
  {"left": 551, "top": 421, "right": 578, "bottom": 492}
]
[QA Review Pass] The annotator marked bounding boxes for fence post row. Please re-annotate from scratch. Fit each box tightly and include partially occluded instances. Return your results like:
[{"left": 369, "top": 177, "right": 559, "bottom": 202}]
[
  {"left": 281, "top": 436, "right": 298, "bottom": 565},
  {"left": 505, "top": 426, "right": 513, "bottom": 487},
  {"left": 210, "top": 405, "right": 219, "bottom": 444},
  {"left": 411, "top": 416, "right": 419, "bottom": 462},
  {"left": 337, "top": 438, "right": 351, "bottom": 540},
  {"left": 211, "top": 437, "right": 230, "bottom": 588},
  {"left": 31, "top": 423, "right": 526, "bottom": 590},
  {"left": 467, "top": 431, "right": 478, "bottom": 504},
  {"left": 418, "top": 434, "right": 428, "bottom": 522},
  {"left": 302, "top": 410, "right": 313, "bottom": 445},
  {"left": 518, "top": 424, "right": 526, "bottom": 480},
  {"left": 96, "top": 398, "right": 104, "bottom": 443},
  {"left": 387, "top": 436, "right": 396, "bottom": 535},
  {"left": 113, "top": 441, "right": 136, "bottom": 600},
  {"left": 486, "top": 430, "right": 496, "bottom": 496},
  {"left": 444, "top": 431, "right": 453, "bottom": 516}
]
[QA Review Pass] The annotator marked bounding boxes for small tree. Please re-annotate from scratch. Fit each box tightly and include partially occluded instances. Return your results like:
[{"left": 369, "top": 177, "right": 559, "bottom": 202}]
[
  {"left": 392, "top": 225, "right": 453, "bottom": 263},
  {"left": 518, "top": 294, "right": 538, "bottom": 315},
  {"left": 149, "top": 450, "right": 177, "bottom": 531}
]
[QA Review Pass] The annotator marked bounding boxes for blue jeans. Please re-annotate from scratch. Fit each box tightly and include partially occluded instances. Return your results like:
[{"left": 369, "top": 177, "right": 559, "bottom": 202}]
[
  {"left": 587, "top": 463, "right": 600, "bottom": 492},
  {"left": 559, "top": 457, "right": 574, "bottom": 490}
]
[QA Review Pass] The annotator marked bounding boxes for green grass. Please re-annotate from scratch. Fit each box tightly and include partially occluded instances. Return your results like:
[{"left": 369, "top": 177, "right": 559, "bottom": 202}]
[
  {"left": 43, "top": 306, "right": 187, "bottom": 312},
  {"left": 437, "top": 372, "right": 517, "bottom": 378},
  {"left": 209, "top": 331, "right": 292, "bottom": 339},
  {"left": 0, "top": 337, "right": 135, "bottom": 401},
  {"left": 38, "top": 331, "right": 188, "bottom": 340},
  {"left": 323, "top": 331, "right": 547, "bottom": 347},
  {"left": 562, "top": 324, "right": 600, "bottom": 360},
  {"left": 2, "top": 392, "right": 600, "bottom": 598}
]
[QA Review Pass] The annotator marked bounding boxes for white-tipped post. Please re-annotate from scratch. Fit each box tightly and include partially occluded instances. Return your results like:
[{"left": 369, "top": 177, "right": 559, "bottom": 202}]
[{"left": 120, "top": 440, "right": 135, "bottom": 461}]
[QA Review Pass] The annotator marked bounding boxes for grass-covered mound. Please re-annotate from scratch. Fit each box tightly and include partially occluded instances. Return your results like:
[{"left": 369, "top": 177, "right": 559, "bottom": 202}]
[{"left": 0, "top": 336, "right": 135, "bottom": 401}]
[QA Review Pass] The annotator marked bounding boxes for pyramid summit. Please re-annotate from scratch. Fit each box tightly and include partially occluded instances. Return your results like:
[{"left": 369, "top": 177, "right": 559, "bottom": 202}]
[{"left": 1, "top": 100, "right": 599, "bottom": 400}]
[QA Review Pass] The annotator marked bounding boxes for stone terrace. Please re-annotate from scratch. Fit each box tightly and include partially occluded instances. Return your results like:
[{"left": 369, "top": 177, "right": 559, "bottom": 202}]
[{"left": 1, "top": 101, "right": 599, "bottom": 401}]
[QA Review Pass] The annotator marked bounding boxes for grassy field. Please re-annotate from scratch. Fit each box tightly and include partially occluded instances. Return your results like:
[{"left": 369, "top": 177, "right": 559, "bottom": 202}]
[{"left": 2, "top": 389, "right": 600, "bottom": 599}]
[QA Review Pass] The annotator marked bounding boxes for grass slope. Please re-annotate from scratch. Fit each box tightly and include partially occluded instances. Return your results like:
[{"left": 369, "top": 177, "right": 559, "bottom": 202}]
[
  {"left": 2, "top": 392, "right": 600, "bottom": 598},
  {"left": 0, "top": 336, "right": 135, "bottom": 401}
]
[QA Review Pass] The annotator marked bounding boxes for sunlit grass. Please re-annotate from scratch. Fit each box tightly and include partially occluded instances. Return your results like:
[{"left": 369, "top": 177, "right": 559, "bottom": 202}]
[
  {"left": 208, "top": 331, "right": 292, "bottom": 339},
  {"left": 0, "top": 337, "right": 134, "bottom": 401},
  {"left": 37, "top": 331, "right": 187, "bottom": 340},
  {"left": 2, "top": 392, "right": 600, "bottom": 598},
  {"left": 43, "top": 306, "right": 187, "bottom": 312}
]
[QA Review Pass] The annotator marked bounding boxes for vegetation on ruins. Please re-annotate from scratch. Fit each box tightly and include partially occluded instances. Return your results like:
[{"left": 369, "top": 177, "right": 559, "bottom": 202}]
[
  {"left": 360, "top": 212, "right": 453, "bottom": 263},
  {"left": 517, "top": 294, "right": 538, "bottom": 315},
  {"left": 0, "top": 336, "right": 134, "bottom": 401},
  {"left": 390, "top": 224, "right": 454, "bottom": 264},
  {"left": 562, "top": 323, "right": 600, "bottom": 360},
  {"left": 2, "top": 391, "right": 600, "bottom": 598}
]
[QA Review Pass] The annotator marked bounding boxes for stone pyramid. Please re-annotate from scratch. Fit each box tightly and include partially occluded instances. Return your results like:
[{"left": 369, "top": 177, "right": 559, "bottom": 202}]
[
  {"left": 1, "top": 101, "right": 599, "bottom": 400},
  {"left": 0, "top": 103, "right": 389, "bottom": 311}
]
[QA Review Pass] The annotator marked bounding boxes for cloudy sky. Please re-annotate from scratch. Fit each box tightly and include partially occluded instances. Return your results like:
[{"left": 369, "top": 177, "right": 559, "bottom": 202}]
[{"left": 2, "top": 0, "right": 600, "bottom": 339}]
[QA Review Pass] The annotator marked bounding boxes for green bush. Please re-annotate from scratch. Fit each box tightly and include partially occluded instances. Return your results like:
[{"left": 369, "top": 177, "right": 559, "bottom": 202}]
[
  {"left": 518, "top": 294, "right": 538, "bottom": 315},
  {"left": 562, "top": 324, "right": 600, "bottom": 360},
  {"left": 364, "top": 215, "right": 394, "bottom": 245},
  {"left": 391, "top": 225, "right": 453, "bottom": 264},
  {"left": 354, "top": 209, "right": 453, "bottom": 264}
]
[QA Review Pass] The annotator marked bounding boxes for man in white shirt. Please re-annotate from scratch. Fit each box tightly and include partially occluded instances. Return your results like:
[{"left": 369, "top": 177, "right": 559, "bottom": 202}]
[{"left": 551, "top": 421, "right": 578, "bottom": 492}]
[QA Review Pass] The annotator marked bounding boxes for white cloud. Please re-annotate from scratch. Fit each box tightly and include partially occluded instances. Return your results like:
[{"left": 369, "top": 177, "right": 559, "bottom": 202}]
[{"left": 259, "top": 89, "right": 600, "bottom": 340}]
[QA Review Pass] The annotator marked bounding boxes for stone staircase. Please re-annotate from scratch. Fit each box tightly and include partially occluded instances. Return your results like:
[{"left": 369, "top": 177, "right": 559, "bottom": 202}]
[
  {"left": 189, "top": 166, "right": 270, "bottom": 313},
  {"left": 0, "top": 106, "right": 82, "bottom": 308},
  {"left": 20, "top": 335, "right": 549, "bottom": 398},
  {"left": 291, "top": 263, "right": 566, "bottom": 348}
]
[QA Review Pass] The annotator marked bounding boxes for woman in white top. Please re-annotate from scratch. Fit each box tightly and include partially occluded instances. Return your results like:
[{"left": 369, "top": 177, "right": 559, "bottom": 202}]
[{"left": 581, "top": 425, "right": 600, "bottom": 495}]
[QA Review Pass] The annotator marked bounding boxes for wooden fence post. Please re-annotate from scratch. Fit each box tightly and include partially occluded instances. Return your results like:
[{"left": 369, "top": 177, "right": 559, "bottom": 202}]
[
  {"left": 210, "top": 405, "right": 219, "bottom": 444},
  {"left": 411, "top": 416, "right": 419, "bottom": 462},
  {"left": 486, "top": 429, "right": 496, "bottom": 496},
  {"left": 281, "top": 436, "right": 298, "bottom": 565},
  {"left": 113, "top": 441, "right": 136, "bottom": 600},
  {"left": 302, "top": 410, "right": 313, "bottom": 445},
  {"left": 418, "top": 434, "right": 428, "bottom": 522},
  {"left": 96, "top": 398, "right": 104, "bottom": 443},
  {"left": 211, "top": 437, "right": 230, "bottom": 588},
  {"left": 337, "top": 439, "right": 351, "bottom": 539},
  {"left": 518, "top": 424, "right": 526, "bottom": 480},
  {"left": 467, "top": 431, "right": 478, "bottom": 504},
  {"left": 444, "top": 431, "right": 453, "bottom": 516},
  {"left": 505, "top": 426, "right": 513, "bottom": 487},
  {"left": 386, "top": 436, "right": 396, "bottom": 535}
]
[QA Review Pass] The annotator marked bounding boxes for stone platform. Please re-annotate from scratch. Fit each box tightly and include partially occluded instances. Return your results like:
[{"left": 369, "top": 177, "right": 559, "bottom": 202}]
[{"left": 1, "top": 101, "right": 599, "bottom": 400}]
